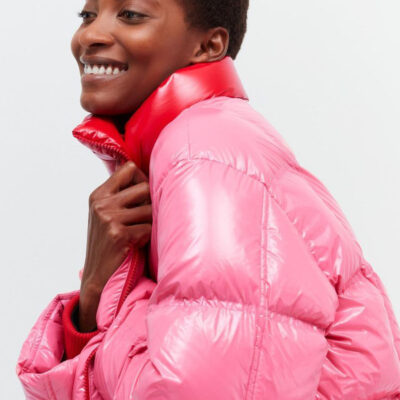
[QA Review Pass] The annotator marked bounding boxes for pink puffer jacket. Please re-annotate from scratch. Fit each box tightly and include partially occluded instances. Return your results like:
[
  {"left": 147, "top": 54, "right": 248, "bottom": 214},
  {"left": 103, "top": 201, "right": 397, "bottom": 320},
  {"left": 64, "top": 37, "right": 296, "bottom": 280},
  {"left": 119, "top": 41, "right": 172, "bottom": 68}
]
[{"left": 16, "top": 56, "right": 400, "bottom": 399}]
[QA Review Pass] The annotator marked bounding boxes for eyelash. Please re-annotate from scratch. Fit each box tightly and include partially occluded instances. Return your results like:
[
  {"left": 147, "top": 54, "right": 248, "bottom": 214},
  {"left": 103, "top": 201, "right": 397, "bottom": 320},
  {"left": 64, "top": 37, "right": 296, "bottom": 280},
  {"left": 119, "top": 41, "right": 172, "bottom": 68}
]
[{"left": 76, "top": 9, "right": 145, "bottom": 22}]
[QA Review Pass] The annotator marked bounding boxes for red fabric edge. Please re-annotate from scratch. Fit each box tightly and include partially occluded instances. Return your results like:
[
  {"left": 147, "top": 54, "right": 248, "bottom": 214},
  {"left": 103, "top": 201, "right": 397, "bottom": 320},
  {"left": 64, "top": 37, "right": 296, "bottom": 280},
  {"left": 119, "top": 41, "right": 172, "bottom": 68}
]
[{"left": 62, "top": 293, "right": 99, "bottom": 360}]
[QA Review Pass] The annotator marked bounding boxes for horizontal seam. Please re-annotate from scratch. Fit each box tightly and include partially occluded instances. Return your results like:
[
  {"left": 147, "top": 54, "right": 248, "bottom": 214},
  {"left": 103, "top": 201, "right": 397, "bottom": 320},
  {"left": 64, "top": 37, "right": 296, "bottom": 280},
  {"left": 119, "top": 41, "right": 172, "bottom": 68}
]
[
  {"left": 154, "top": 157, "right": 334, "bottom": 301},
  {"left": 148, "top": 300, "right": 257, "bottom": 312},
  {"left": 268, "top": 309, "right": 325, "bottom": 334},
  {"left": 153, "top": 157, "right": 330, "bottom": 326},
  {"left": 155, "top": 155, "right": 290, "bottom": 201},
  {"left": 147, "top": 299, "right": 324, "bottom": 333}
]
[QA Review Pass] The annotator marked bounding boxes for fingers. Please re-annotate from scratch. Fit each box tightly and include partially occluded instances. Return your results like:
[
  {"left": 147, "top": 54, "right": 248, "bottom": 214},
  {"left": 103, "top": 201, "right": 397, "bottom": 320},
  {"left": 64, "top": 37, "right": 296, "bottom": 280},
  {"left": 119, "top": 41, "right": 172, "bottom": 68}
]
[
  {"left": 119, "top": 204, "right": 153, "bottom": 225},
  {"left": 114, "top": 181, "right": 151, "bottom": 208},
  {"left": 125, "top": 223, "right": 152, "bottom": 248},
  {"left": 107, "top": 160, "right": 148, "bottom": 193}
]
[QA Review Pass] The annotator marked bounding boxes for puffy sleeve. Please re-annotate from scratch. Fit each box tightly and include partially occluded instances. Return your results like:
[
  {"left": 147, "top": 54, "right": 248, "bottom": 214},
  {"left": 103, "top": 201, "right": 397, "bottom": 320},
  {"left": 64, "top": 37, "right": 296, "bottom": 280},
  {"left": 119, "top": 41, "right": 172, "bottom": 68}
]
[
  {"left": 114, "top": 157, "right": 332, "bottom": 399},
  {"left": 16, "top": 291, "right": 84, "bottom": 399}
]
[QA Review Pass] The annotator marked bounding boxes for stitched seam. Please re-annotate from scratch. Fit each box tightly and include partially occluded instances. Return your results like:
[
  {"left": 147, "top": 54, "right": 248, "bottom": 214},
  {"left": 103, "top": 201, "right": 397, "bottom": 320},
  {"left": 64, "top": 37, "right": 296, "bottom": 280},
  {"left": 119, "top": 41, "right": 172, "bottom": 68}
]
[
  {"left": 148, "top": 300, "right": 257, "bottom": 312},
  {"left": 154, "top": 155, "right": 290, "bottom": 206},
  {"left": 154, "top": 107, "right": 291, "bottom": 201},
  {"left": 268, "top": 309, "right": 325, "bottom": 334},
  {"left": 266, "top": 183, "right": 327, "bottom": 283},
  {"left": 147, "top": 300, "right": 324, "bottom": 332},
  {"left": 187, "top": 112, "right": 192, "bottom": 160},
  {"left": 291, "top": 164, "right": 361, "bottom": 256},
  {"left": 154, "top": 156, "right": 324, "bottom": 295},
  {"left": 245, "top": 186, "right": 268, "bottom": 400},
  {"left": 45, "top": 375, "right": 57, "bottom": 400},
  {"left": 152, "top": 157, "right": 190, "bottom": 201},
  {"left": 338, "top": 265, "right": 365, "bottom": 294}
]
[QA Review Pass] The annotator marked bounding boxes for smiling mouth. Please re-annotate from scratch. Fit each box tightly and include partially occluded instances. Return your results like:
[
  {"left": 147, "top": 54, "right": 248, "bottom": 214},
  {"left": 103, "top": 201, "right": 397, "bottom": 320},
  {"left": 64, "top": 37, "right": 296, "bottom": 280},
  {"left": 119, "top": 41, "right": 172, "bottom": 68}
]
[{"left": 83, "top": 63, "right": 129, "bottom": 76}]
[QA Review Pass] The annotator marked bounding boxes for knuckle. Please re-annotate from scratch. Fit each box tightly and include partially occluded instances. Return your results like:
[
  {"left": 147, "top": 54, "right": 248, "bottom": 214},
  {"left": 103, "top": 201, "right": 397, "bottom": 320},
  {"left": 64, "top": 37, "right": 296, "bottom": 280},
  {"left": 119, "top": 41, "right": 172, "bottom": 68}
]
[
  {"left": 125, "top": 160, "right": 137, "bottom": 171},
  {"left": 122, "top": 244, "right": 132, "bottom": 255},
  {"left": 91, "top": 199, "right": 103, "bottom": 214},
  {"left": 99, "top": 212, "right": 112, "bottom": 224},
  {"left": 88, "top": 191, "right": 98, "bottom": 206},
  {"left": 108, "top": 225, "right": 124, "bottom": 243}
]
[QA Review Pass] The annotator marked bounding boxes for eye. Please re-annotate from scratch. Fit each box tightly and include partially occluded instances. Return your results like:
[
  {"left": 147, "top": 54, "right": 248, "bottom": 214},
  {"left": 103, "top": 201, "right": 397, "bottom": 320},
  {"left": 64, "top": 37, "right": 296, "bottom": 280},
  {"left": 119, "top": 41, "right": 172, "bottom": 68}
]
[
  {"left": 77, "top": 9, "right": 95, "bottom": 23},
  {"left": 118, "top": 9, "right": 146, "bottom": 21}
]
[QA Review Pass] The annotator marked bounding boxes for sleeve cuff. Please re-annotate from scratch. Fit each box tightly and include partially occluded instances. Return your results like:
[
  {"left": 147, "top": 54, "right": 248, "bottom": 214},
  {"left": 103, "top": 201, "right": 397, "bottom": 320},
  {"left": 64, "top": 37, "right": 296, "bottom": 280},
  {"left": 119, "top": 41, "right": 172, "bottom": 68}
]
[{"left": 62, "top": 293, "right": 100, "bottom": 359}]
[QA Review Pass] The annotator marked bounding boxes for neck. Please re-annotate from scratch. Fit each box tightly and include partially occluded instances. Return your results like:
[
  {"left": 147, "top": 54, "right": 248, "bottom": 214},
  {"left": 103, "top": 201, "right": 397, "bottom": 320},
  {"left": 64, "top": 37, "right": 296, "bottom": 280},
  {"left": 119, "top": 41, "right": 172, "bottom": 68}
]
[{"left": 109, "top": 113, "right": 133, "bottom": 135}]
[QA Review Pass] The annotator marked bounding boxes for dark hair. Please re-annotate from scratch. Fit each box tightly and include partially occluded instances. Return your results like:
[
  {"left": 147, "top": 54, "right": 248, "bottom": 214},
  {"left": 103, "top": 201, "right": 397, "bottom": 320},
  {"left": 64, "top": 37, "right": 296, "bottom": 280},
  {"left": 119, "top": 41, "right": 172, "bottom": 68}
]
[{"left": 178, "top": 0, "right": 250, "bottom": 60}]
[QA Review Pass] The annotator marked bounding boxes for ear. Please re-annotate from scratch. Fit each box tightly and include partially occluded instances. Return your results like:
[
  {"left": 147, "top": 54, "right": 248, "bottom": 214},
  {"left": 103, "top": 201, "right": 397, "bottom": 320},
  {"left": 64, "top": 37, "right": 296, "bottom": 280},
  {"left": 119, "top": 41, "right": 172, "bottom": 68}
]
[{"left": 190, "top": 27, "right": 229, "bottom": 63}]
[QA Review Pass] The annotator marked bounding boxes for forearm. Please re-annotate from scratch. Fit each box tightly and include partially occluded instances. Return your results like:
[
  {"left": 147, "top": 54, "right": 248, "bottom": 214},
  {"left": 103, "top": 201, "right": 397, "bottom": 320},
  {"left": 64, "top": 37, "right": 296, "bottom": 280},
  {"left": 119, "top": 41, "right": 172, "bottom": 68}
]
[{"left": 78, "top": 281, "right": 102, "bottom": 332}]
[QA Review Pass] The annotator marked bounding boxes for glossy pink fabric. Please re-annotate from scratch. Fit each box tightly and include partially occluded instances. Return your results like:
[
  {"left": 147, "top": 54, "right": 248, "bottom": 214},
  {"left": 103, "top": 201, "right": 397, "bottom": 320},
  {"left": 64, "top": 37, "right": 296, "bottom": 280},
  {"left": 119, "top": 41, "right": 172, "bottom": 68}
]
[{"left": 17, "top": 58, "right": 400, "bottom": 399}]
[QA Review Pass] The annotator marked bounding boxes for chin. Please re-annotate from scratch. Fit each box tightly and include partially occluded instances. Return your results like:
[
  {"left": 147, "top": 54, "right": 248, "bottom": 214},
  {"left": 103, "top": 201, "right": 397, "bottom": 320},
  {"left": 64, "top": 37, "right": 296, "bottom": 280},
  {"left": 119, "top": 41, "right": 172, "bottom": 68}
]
[{"left": 80, "top": 94, "right": 125, "bottom": 116}]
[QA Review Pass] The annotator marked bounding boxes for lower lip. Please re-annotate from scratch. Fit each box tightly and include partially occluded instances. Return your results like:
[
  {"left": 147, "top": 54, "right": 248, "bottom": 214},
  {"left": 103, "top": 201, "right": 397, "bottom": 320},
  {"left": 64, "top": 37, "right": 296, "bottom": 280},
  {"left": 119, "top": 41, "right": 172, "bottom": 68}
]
[{"left": 81, "top": 69, "right": 128, "bottom": 84}]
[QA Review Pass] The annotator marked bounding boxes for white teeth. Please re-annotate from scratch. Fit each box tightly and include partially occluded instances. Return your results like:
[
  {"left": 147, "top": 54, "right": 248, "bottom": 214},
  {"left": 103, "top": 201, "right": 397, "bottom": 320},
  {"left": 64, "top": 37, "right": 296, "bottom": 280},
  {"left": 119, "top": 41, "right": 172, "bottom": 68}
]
[{"left": 83, "top": 64, "right": 126, "bottom": 76}]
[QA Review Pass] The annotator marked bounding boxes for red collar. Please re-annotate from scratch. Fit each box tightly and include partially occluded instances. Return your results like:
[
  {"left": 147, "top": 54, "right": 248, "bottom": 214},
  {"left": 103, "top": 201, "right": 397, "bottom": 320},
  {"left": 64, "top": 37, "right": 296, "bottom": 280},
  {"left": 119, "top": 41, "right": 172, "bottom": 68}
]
[{"left": 72, "top": 56, "right": 248, "bottom": 176}]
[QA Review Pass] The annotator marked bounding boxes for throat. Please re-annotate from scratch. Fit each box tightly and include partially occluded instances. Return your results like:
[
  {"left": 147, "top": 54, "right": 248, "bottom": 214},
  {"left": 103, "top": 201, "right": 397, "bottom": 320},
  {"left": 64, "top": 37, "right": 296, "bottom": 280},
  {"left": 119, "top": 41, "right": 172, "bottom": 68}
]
[{"left": 112, "top": 113, "right": 132, "bottom": 136}]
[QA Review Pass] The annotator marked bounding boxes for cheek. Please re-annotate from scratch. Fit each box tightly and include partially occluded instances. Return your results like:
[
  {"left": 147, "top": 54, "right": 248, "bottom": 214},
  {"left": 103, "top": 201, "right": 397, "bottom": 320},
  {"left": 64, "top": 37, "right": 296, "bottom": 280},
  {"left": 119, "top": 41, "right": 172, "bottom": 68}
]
[
  {"left": 121, "top": 19, "right": 189, "bottom": 63},
  {"left": 122, "top": 28, "right": 163, "bottom": 61}
]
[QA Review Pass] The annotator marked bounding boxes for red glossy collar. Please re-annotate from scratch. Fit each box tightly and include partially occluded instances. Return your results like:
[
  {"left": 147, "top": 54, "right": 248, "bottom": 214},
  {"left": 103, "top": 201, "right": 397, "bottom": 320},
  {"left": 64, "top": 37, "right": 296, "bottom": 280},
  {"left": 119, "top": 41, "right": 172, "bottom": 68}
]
[{"left": 72, "top": 56, "right": 248, "bottom": 176}]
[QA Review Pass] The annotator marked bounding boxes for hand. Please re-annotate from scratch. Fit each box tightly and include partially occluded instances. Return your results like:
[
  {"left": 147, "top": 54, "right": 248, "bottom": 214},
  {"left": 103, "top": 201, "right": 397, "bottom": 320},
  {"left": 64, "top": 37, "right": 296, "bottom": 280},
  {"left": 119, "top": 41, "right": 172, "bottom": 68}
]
[{"left": 78, "top": 161, "right": 152, "bottom": 332}]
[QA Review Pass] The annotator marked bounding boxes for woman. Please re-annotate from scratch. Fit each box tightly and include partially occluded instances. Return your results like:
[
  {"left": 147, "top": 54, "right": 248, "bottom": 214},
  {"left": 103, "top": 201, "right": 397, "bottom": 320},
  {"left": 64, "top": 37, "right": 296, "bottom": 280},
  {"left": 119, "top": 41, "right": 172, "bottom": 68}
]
[{"left": 16, "top": 0, "right": 400, "bottom": 398}]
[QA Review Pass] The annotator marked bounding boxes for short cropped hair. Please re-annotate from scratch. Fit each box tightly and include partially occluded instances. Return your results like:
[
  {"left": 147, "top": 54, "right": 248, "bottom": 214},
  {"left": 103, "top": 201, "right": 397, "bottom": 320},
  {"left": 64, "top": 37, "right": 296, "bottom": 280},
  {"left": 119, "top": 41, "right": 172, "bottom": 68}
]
[{"left": 178, "top": 0, "right": 250, "bottom": 59}]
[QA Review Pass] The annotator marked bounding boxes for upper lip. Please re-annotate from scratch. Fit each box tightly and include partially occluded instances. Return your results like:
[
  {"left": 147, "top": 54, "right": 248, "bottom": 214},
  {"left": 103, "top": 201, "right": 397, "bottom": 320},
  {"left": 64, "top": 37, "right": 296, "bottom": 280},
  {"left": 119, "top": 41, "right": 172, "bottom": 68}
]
[{"left": 79, "top": 55, "right": 128, "bottom": 69}]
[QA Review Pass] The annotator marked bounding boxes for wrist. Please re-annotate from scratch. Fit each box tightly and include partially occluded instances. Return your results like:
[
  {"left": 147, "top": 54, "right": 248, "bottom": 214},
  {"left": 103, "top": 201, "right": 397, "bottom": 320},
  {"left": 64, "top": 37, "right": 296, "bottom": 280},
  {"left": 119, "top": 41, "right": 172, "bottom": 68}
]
[{"left": 79, "top": 283, "right": 102, "bottom": 332}]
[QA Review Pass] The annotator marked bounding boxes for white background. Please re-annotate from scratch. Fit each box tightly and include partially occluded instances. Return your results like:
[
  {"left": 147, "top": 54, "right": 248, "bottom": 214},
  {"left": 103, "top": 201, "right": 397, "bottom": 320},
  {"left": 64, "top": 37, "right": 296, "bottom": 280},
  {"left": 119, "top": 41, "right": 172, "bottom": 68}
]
[{"left": 1, "top": 0, "right": 399, "bottom": 397}]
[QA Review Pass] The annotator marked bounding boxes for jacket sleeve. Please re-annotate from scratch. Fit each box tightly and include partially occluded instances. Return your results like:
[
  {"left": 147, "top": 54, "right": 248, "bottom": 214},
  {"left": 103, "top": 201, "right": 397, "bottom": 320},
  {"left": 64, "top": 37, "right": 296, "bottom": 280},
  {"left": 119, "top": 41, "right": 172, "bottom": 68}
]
[
  {"left": 16, "top": 291, "right": 84, "bottom": 399},
  {"left": 115, "top": 158, "right": 332, "bottom": 399},
  {"left": 62, "top": 293, "right": 100, "bottom": 359}
]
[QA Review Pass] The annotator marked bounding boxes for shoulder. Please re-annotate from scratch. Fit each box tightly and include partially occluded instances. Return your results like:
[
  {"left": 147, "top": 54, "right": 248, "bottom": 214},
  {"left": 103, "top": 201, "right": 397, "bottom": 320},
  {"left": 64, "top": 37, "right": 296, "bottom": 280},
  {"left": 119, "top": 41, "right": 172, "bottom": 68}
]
[
  {"left": 149, "top": 96, "right": 365, "bottom": 292},
  {"left": 149, "top": 96, "right": 298, "bottom": 189}
]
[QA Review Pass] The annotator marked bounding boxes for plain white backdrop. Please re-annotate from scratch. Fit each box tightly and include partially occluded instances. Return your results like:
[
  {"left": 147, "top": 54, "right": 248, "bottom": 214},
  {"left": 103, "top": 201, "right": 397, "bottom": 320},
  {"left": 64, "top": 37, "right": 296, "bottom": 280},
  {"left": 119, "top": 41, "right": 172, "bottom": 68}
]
[{"left": 1, "top": 0, "right": 399, "bottom": 397}]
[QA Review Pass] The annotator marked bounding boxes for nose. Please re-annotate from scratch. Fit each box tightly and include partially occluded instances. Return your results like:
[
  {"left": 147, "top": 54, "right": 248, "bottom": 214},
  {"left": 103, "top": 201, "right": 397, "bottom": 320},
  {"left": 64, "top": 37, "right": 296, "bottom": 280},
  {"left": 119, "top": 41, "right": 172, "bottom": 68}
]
[{"left": 78, "top": 15, "right": 114, "bottom": 50}]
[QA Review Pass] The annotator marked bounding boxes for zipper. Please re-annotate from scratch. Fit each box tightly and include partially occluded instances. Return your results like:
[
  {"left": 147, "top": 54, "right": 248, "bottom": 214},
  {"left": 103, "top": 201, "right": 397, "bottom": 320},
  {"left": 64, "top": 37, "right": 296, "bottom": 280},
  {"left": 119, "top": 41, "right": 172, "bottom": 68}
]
[
  {"left": 82, "top": 252, "right": 143, "bottom": 399},
  {"left": 76, "top": 136, "right": 145, "bottom": 399},
  {"left": 116, "top": 248, "right": 143, "bottom": 315},
  {"left": 72, "top": 132, "right": 130, "bottom": 162},
  {"left": 83, "top": 348, "right": 97, "bottom": 400}
]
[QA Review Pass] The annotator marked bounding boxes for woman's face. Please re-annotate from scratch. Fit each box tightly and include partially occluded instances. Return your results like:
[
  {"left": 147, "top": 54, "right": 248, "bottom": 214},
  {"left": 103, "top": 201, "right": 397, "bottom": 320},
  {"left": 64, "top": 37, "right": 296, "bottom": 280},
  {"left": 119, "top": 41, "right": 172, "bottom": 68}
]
[{"left": 71, "top": 0, "right": 211, "bottom": 116}]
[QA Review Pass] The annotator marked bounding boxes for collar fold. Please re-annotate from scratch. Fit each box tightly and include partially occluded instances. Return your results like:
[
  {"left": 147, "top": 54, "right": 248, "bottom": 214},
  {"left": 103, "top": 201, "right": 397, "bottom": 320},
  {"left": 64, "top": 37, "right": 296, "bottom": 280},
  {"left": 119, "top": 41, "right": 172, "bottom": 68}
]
[{"left": 72, "top": 56, "right": 248, "bottom": 176}]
